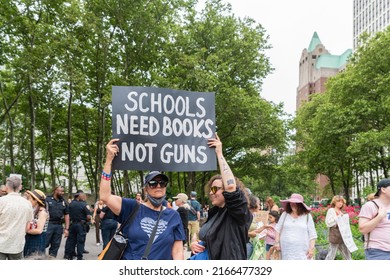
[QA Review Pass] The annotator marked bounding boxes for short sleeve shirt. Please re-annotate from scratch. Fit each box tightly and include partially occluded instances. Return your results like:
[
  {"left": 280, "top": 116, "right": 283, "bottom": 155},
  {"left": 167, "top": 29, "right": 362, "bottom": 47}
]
[
  {"left": 119, "top": 198, "right": 185, "bottom": 260},
  {"left": 188, "top": 199, "right": 201, "bottom": 221},
  {"left": 45, "top": 195, "right": 69, "bottom": 222},
  {"left": 359, "top": 199, "right": 390, "bottom": 251}
]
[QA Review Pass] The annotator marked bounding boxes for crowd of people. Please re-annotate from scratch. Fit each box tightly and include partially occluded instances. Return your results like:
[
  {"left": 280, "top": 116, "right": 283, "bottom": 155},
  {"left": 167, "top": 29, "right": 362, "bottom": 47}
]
[{"left": 1, "top": 136, "right": 390, "bottom": 260}]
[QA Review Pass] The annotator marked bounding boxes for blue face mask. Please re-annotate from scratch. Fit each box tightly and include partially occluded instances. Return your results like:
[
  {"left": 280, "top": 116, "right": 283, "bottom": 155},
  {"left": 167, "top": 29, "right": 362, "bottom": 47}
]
[{"left": 147, "top": 194, "right": 166, "bottom": 207}]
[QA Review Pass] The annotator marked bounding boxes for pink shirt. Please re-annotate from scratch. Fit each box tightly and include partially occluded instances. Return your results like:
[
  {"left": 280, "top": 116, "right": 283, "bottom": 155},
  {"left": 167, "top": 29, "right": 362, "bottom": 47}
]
[
  {"left": 265, "top": 223, "right": 276, "bottom": 245},
  {"left": 359, "top": 199, "right": 390, "bottom": 251}
]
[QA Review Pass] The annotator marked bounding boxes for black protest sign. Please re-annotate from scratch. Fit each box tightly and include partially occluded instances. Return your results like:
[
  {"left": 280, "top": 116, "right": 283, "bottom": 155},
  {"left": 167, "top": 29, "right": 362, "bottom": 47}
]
[{"left": 111, "top": 86, "right": 217, "bottom": 172}]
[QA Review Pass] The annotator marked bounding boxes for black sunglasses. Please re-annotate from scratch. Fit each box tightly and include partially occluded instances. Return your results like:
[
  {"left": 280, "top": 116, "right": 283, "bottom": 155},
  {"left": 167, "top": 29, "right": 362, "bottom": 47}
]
[
  {"left": 148, "top": 180, "right": 168, "bottom": 188},
  {"left": 210, "top": 186, "right": 223, "bottom": 194}
]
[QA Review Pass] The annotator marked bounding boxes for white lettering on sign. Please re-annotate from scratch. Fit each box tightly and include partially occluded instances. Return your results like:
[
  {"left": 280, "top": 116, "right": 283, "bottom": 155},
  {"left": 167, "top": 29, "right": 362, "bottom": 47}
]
[
  {"left": 123, "top": 91, "right": 206, "bottom": 117},
  {"left": 113, "top": 87, "right": 215, "bottom": 170}
]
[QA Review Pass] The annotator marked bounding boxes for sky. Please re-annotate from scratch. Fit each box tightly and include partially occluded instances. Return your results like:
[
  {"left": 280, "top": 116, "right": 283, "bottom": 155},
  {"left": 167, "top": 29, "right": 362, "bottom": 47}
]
[{"left": 219, "top": 0, "right": 353, "bottom": 116}]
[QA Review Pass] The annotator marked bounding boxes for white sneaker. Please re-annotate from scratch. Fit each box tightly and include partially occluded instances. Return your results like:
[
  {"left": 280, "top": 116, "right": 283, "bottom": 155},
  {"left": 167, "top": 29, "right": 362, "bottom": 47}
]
[{"left": 96, "top": 243, "right": 101, "bottom": 246}]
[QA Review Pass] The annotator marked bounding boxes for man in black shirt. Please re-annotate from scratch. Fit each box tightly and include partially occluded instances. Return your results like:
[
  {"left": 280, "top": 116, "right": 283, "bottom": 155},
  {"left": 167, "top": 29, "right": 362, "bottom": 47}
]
[
  {"left": 173, "top": 193, "right": 189, "bottom": 246},
  {"left": 45, "top": 185, "right": 70, "bottom": 257}
]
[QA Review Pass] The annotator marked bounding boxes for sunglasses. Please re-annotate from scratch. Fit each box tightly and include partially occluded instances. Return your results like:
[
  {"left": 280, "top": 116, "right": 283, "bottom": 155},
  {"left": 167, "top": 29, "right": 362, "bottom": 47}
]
[
  {"left": 210, "top": 186, "right": 223, "bottom": 194},
  {"left": 148, "top": 180, "right": 168, "bottom": 188}
]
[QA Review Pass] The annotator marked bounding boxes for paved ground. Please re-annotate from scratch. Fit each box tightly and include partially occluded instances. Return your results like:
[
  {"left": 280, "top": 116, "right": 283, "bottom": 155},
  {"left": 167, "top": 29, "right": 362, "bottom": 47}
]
[
  {"left": 55, "top": 225, "right": 191, "bottom": 260},
  {"left": 55, "top": 225, "right": 104, "bottom": 260}
]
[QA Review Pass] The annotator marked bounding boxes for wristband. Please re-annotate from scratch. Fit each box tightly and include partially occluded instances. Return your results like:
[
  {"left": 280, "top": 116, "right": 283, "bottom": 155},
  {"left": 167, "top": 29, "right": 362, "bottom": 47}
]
[{"left": 102, "top": 171, "right": 112, "bottom": 181}]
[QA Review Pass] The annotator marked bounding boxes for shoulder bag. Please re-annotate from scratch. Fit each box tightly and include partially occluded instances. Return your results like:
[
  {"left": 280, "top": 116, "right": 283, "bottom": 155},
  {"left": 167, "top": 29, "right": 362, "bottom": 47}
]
[
  {"left": 329, "top": 225, "right": 343, "bottom": 244},
  {"left": 98, "top": 203, "right": 140, "bottom": 260}
]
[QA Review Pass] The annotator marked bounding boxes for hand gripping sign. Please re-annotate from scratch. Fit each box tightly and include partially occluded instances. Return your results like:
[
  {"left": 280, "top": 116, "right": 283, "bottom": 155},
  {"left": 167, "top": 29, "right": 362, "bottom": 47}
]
[{"left": 111, "top": 86, "right": 217, "bottom": 172}]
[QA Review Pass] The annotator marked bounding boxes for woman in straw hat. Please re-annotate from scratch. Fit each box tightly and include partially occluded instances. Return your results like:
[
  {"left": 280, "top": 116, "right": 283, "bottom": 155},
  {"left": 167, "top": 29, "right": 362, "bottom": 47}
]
[
  {"left": 273, "top": 193, "right": 317, "bottom": 260},
  {"left": 24, "top": 190, "right": 49, "bottom": 257}
]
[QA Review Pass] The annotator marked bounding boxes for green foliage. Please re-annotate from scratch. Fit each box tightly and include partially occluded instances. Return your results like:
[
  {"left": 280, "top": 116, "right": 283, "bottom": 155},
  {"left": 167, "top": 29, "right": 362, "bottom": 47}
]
[
  {"left": 293, "top": 27, "right": 390, "bottom": 202},
  {"left": 0, "top": 0, "right": 288, "bottom": 197}
]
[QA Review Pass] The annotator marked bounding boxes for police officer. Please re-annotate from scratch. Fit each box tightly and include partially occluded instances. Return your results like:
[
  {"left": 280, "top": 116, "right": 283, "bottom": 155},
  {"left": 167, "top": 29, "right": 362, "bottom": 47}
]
[
  {"left": 45, "top": 185, "right": 70, "bottom": 257},
  {"left": 64, "top": 190, "right": 91, "bottom": 260}
]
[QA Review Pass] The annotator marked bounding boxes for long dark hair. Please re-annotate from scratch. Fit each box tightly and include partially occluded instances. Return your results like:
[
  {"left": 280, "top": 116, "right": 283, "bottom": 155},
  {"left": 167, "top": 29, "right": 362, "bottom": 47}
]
[{"left": 284, "top": 203, "right": 310, "bottom": 215}]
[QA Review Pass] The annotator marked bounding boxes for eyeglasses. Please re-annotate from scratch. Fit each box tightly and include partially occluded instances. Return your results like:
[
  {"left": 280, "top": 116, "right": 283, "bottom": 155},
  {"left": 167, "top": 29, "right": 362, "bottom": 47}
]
[
  {"left": 210, "top": 186, "right": 223, "bottom": 194},
  {"left": 148, "top": 180, "right": 168, "bottom": 188}
]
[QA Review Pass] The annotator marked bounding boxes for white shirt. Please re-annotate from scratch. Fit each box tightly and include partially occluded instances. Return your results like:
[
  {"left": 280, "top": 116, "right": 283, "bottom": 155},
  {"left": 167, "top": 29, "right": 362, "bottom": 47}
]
[
  {"left": 0, "top": 192, "right": 33, "bottom": 254},
  {"left": 275, "top": 212, "right": 317, "bottom": 260}
]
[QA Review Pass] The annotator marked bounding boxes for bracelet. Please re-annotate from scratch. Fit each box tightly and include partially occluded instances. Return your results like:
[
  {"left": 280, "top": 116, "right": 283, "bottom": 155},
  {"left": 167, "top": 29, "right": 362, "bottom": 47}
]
[
  {"left": 65, "top": 228, "right": 69, "bottom": 230},
  {"left": 102, "top": 171, "right": 112, "bottom": 181}
]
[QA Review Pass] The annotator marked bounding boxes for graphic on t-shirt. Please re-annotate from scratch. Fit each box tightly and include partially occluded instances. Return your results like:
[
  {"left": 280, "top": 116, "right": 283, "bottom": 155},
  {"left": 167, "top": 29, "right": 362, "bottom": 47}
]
[{"left": 140, "top": 217, "right": 168, "bottom": 242}]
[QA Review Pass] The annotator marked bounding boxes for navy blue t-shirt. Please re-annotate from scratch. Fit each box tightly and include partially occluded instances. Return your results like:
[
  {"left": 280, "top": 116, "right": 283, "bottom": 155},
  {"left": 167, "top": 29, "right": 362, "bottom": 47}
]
[{"left": 118, "top": 198, "right": 185, "bottom": 260}]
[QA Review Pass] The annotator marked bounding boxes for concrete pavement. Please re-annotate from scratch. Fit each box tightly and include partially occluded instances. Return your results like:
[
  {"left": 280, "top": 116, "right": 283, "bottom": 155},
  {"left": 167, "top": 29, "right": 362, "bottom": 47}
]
[{"left": 55, "top": 225, "right": 103, "bottom": 260}]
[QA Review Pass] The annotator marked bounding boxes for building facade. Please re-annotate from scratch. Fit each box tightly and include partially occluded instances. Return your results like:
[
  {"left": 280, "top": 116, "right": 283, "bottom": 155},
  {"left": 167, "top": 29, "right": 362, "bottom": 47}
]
[
  {"left": 296, "top": 32, "right": 352, "bottom": 196},
  {"left": 296, "top": 32, "right": 352, "bottom": 111},
  {"left": 353, "top": 0, "right": 390, "bottom": 48}
]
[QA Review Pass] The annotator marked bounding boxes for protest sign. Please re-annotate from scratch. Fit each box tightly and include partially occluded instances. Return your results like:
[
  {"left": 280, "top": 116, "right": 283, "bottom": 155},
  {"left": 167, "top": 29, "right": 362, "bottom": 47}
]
[
  {"left": 111, "top": 86, "right": 216, "bottom": 172},
  {"left": 253, "top": 211, "right": 269, "bottom": 225},
  {"left": 337, "top": 214, "right": 358, "bottom": 253}
]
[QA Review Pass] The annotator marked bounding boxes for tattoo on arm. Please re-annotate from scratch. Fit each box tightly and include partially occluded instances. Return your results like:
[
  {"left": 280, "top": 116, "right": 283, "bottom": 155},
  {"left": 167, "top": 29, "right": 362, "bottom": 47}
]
[
  {"left": 227, "top": 179, "right": 234, "bottom": 185},
  {"left": 220, "top": 156, "right": 229, "bottom": 174}
]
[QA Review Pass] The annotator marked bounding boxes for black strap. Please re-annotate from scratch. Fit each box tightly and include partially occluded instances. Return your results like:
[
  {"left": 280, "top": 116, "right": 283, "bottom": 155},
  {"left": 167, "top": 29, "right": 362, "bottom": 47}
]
[
  {"left": 142, "top": 208, "right": 164, "bottom": 260},
  {"left": 117, "top": 203, "right": 140, "bottom": 236}
]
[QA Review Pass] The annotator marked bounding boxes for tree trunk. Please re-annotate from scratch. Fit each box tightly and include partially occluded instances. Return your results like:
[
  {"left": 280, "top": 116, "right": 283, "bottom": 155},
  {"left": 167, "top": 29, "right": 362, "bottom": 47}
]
[
  {"left": 48, "top": 96, "right": 56, "bottom": 187},
  {"left": 28, "top": 78, "right": 36, "bottom": 190},
  {"left": 67, "top": 81, "right": 73, "bottom": 194}
]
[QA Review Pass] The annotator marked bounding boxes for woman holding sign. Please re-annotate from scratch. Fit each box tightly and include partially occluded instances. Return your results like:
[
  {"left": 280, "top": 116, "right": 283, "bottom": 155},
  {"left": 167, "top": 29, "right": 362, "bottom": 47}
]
[
  {"left": 189, "top": 133, "right": 252, "bottom": 260},
  {"left": 325, "top": 195, "right": 355, "bottom": 260},
  {"left": 99, "top": 139, "right": 186, "bottom": 260}
]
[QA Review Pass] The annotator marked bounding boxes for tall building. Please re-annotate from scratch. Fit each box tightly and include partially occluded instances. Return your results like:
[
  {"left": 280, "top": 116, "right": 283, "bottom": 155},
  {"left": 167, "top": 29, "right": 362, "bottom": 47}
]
[
  {"left": 296, "top": 32, "right": 352, "bottom": 197},
  {"left": 296, "top": 32, "right": 352, "bottom": 111},
  {"left": 353, "top": 0, "right": 390, "bottom": 48}
]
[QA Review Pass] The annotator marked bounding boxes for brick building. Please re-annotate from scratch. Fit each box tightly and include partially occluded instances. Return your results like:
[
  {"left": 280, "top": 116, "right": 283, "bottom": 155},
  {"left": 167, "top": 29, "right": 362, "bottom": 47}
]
[
  {"left": 296, "top": 32, "right": 352, "bottom": 194},
  {"left": 296, "top": 32, "right": 352, "bottom": 111}
]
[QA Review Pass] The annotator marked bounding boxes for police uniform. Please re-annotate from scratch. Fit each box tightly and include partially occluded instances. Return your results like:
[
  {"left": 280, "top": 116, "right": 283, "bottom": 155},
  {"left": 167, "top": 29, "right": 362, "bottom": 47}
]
[
  {"left": 45, "top": 195, "right": 69, "bottom": 257},
  {"left": 64, "top": 198, "right": 91, "bottom": 260}
]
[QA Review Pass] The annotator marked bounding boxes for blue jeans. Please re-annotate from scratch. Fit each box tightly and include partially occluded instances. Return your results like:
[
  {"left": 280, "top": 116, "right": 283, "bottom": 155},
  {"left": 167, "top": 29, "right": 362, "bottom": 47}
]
[
  {"left": 365, "top": 248, "right": 390, "bottom": 260},
  {"left": 101, "top": 219, "right": 118, "bottom": 249}
]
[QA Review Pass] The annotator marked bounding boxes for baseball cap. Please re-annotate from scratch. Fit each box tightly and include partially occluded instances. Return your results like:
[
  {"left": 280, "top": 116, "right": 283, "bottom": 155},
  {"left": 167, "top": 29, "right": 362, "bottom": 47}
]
[
  {"left": 173, "top": 193, "right": 188, "bottom": 202},
  {"left": 190, "top": 191, "right": 197, "bottom": 197},
  {"left": 144, "top": 171, "right": 169, "bottom": 186},
  {"left": 375, "top": 178, "right": 390, "bottom": 197}
]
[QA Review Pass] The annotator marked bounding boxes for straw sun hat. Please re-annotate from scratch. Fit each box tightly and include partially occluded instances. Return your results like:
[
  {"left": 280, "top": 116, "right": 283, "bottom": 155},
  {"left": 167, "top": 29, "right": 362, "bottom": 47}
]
[{"left": 26, "top": 190, "right": 46, "bottom": 207}]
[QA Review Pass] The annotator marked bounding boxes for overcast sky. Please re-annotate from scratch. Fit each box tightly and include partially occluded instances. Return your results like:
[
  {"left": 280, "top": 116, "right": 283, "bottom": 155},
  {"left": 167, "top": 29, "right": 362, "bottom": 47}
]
[{"left": 219, "top": 0, "right": 353, "bottom": 116}]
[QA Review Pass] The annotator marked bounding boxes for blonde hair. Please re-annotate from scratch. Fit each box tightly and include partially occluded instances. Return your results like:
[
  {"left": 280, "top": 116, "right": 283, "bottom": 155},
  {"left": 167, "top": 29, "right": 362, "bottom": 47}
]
[{"left": 330, "top": 195, "right": 346, "bottom": 209}]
